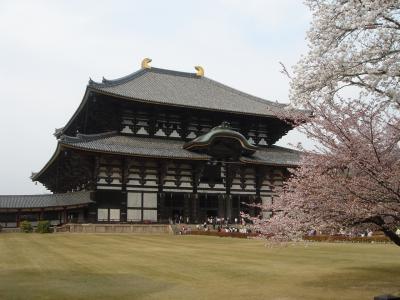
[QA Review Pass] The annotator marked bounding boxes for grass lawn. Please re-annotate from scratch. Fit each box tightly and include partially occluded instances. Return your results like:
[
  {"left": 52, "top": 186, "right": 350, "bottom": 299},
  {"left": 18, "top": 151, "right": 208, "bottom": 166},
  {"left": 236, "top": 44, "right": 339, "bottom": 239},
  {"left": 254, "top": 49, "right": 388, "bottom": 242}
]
[{"left": 0, "top": 234, "right": 399, "bottom": 300}]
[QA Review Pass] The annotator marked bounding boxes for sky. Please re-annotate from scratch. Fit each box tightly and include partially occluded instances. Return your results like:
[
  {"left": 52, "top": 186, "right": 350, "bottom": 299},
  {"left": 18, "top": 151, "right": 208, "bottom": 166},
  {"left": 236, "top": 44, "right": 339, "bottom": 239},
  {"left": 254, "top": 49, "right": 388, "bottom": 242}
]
[{"left": 0, "top": 0, "right": 312, "bottom": 195}]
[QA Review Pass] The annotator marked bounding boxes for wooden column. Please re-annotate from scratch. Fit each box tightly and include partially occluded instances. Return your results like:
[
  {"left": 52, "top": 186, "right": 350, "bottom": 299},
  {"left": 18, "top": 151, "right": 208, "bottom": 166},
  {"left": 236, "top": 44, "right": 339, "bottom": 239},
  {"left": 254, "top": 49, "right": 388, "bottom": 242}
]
[
  {"left": 218, "top": 194, "right": 225, "bottom": 219},
  {"left": 16, "top": 209, "right": 21, "bottom": 227},
  {"left": 63, "top": 207, "right": 67, "bottom": 224},
  {"left": 191, "top": 194, "right": 199, "bottom": 223},
  {"left": 120, "top": 157, "right": 128, "bottom": 222},
  {"left": 225, "top": 195, "right": 232, "bottom": 221},
  {"left": 184, "top": 194, "right": 190, "bottom": 223}
]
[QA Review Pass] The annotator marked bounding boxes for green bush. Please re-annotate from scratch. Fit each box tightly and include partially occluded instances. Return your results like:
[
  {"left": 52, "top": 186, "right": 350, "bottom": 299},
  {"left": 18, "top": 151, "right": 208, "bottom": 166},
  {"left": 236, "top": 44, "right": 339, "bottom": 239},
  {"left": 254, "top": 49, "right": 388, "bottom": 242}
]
[
  {"left": 20, "top": 220, "right": 33, "bottom": 233},
  {"left": 303, "top": 234, "right": 390, "bottom": 243},
  {"left": 36, "top": 220, "right": 52, "bottom": 233}
]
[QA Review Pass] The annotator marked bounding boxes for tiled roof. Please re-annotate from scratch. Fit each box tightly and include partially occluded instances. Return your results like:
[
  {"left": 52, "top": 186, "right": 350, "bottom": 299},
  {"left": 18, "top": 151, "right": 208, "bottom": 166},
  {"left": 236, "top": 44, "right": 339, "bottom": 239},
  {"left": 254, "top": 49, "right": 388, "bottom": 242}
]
[
  {"left": 60, "top": 132, "right": 301, "bottom": 166},
  {"left": 60, "top": 132, "right": 208, "bottom": 160},
  {"left": 183, "top": 122, "right": 258, "bottom": 155},
  {"left": 242, "top": 146, "right": 301, "bottom": 166},
  {"left": 0, "top": 191, "right": 93, "bottom": 209},
  {"left": 88, "top": 67, "right": 291, "bottom": 117}
]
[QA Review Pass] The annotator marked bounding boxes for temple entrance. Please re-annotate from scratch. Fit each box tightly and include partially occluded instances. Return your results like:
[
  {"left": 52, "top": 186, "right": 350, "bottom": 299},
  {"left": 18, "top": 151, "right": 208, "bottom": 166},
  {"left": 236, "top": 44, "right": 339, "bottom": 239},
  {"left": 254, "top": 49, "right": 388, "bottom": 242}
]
[
  {"left": 156, "top": 192, "right": 260, "bottom": 224},
  {"left": 171, "top": 209, "right": 184, "bottom": 223},
  {"left": 162, "top": 193, "right": 185, "bottom": 223},
  {"left": 206, "top": 209, "right": 218, "bottom": 217},
  {"left": 199, "top": 194, "right": 219, "bottom": 222}
]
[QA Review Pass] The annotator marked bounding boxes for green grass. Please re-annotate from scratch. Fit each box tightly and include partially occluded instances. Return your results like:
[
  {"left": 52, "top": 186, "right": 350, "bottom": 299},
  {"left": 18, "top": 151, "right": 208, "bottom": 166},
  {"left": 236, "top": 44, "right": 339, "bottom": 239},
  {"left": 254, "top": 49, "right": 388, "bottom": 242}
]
[{"left": 0, "top": 234, "right": 399, "bottom": 300}]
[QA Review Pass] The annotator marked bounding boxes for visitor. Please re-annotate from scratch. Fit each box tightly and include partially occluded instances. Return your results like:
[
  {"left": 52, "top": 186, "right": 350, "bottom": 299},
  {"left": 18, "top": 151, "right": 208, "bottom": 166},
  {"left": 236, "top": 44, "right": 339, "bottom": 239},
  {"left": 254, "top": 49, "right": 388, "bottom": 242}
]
[{"left": 308, "top": 229, "right": 316, "bottom": 236}]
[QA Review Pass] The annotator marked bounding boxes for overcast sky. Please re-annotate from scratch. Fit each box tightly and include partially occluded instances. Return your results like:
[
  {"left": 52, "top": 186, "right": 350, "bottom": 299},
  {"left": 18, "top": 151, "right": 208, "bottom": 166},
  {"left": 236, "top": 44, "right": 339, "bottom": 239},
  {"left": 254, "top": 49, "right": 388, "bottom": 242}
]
[{"left": 0, "top": 0, "right": 312, "bottom": 195}]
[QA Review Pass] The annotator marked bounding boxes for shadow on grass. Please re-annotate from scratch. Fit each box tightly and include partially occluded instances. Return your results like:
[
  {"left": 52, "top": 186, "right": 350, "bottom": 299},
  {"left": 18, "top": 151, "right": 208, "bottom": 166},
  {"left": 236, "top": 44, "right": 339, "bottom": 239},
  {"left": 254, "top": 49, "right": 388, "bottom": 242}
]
[
  {"left": 0, "top": 270, "right": 174, "bottom": 300},
  {"left": 303, "top": 264, "right": 400, "bottom": 295}
]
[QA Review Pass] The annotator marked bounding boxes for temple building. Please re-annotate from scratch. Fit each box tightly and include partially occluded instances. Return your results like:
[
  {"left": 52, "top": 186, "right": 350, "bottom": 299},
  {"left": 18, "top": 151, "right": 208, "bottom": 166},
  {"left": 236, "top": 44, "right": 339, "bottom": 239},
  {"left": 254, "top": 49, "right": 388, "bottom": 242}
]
[{"left": 0, "top": 59, "right": 304, "bottom": 228}]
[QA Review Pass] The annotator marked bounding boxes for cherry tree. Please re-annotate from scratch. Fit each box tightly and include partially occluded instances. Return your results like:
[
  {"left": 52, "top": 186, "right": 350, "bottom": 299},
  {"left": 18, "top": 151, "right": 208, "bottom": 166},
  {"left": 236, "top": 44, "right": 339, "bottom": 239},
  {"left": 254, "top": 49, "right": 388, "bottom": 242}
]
[{"left": 249, "top": 0, "right": 400, "bottom": 245}]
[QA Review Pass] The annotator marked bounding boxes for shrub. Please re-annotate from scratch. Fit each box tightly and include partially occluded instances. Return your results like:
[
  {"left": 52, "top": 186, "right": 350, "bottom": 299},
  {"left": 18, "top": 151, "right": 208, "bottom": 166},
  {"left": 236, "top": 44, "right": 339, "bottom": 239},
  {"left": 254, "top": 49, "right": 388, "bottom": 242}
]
[
  {"left": 36, "top": 220, "right": 52, "bottom": 233},
  {"left": 20, "top": 220, "right": 33, "bottom": 233},
  {"left": 303, "top": 234, "right": 390, "bottom": 243}
]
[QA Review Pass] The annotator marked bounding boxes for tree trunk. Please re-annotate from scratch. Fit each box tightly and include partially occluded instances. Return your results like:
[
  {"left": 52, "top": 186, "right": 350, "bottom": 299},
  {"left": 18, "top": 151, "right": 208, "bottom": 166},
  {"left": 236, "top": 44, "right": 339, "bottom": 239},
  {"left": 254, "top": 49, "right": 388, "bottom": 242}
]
[
  {"left": 381, "top": 228, "right": 400, "bottom": 247},
  {"left": 366, "top": 216, "right": 400, "bottom": 247}
]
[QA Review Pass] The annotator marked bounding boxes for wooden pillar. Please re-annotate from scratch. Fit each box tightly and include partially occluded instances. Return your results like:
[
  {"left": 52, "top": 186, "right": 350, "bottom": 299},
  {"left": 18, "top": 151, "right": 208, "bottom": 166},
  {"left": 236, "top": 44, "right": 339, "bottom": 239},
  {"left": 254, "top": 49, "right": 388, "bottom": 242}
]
[
  {"left": 158, "top": 192, "right": 164, "bottom": 223},
  {"left": 63, "top": 207, "right": 67, "bottom": 224},
  {"left": 183, "top": 194, "right": 191, "bottom": 223},
  {"left": 191, "top": 194, "right": 199, "bottom": 223},
  {"left": 40, "top": 209, "right": 44, "bottom": 221},
  {"left": 16, "top": 209, "right": 21, "bottom": 227},
  {"left": 218, "top": 194, "right": 225, "bottom": 219},
  {"left": 225, "top": 195, "right": 232, "bottom": 221},
  {"left": 120, "top": 157, "right": 128, "bottom": 223}
]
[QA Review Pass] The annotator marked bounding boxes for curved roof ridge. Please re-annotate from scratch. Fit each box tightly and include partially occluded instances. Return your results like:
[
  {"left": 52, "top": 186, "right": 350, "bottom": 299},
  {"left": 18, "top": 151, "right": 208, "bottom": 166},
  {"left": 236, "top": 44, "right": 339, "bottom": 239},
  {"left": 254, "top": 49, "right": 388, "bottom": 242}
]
[
  {"left": 88, "top": 67, "right": 200, "bottom": 88},
  {"left": 60, "top": 131, "right": 118, "bottom": 143},
  {"left": 149, "top": 67, "right": 198, "bottom": 78},
  {"left": 0, "top": 190, "right": 91, "bottom": 198},
  {"left": 183, "top": 122, "right": 258, "bottom": 155},
  {"left": 88, "top": 69, "right": 147, "bottom": 88},
  {"left": 75, "top": 131, "right": 118, "bottom": 141},
  {"left": 268, "top": 145, "right": 303, "bottom": 153}
]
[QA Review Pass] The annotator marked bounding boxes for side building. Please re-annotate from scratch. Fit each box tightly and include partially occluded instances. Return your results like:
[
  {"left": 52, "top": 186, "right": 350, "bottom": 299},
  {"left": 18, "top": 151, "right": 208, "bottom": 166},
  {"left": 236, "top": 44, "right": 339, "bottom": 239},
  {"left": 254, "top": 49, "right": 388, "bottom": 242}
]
[{"left": 0, "top": 59, "right": 304, "bottom": 228}]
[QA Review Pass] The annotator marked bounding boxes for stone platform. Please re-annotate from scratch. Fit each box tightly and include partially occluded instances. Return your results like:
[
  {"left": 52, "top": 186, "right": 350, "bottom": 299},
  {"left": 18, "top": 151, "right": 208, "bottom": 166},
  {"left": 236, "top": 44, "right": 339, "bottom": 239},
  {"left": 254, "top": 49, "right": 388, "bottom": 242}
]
[{"left": 61, "top": 223, "right": 172, "bottom": 234}]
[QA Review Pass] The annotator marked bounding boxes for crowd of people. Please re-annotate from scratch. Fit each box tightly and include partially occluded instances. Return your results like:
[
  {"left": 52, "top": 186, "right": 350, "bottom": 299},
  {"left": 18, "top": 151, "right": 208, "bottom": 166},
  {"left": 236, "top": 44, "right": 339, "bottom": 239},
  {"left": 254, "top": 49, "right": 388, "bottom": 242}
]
[
  {"left": 174, "top": 215, "right": 252, "bottom": 235},
  {"left": 307, "top": 228, "right": 377, "bottom": 237}
]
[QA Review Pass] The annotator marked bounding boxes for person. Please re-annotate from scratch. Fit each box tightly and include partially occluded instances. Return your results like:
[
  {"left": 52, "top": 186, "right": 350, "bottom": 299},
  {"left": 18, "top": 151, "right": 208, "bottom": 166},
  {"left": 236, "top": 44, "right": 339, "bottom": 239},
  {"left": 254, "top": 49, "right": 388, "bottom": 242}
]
[
  {"left": 186, "top": 216, "right": 190, "bottom": 224},
  {"left": 396, "top": 228, "right": 400, "bottom": 236},
  {"left": 234, "top": 217, "right": 238, "bottom": 224}
]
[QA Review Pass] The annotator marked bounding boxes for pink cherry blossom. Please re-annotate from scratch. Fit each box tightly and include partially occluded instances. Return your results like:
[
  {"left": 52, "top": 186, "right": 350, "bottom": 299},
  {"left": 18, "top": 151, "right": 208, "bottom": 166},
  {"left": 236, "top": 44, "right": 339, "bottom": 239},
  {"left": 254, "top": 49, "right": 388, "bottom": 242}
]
[{"left": 248, "top": 0, "right": 400, "bottom": 246}]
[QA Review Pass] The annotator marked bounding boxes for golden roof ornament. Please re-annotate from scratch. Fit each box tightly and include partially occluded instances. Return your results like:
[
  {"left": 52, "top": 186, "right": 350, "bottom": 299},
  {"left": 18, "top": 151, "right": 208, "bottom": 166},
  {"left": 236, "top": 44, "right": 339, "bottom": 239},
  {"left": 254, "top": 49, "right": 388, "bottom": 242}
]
[
  {"left": 194, "top": 66, "right": 204, "bottom": 77},
  {"left": 141, "top": 58, "right": 152, "bottom": 69}
]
